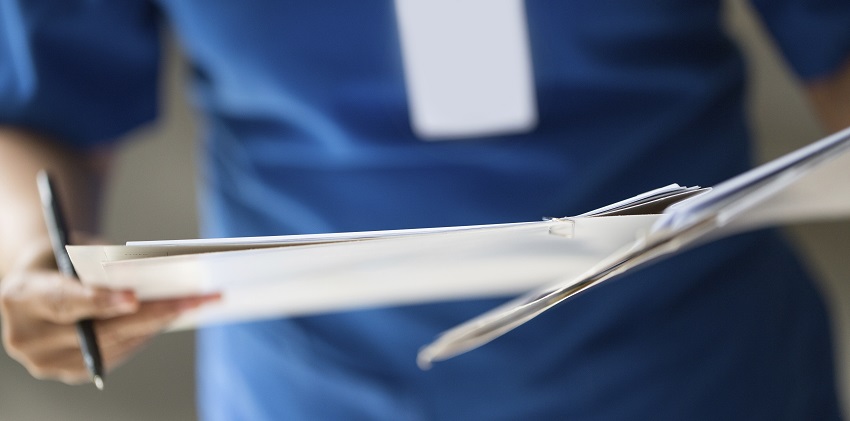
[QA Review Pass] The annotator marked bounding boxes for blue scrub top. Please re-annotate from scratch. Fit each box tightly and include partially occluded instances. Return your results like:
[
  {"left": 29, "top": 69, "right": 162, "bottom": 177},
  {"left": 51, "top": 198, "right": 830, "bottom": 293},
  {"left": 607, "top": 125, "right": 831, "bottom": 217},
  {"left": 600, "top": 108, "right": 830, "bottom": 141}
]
[{"left": 3, "top": 1, "right": 850, "bottom": 419}]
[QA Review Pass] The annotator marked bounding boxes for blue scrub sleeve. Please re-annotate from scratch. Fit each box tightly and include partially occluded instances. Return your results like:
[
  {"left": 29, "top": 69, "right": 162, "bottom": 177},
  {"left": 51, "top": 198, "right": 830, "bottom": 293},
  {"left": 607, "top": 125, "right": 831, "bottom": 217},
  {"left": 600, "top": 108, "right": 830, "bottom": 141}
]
[
  {"left": 0, "top": 0, "right": 161, "bottom": 150},
  {"left": 751, "top": 0, "right": 850, "bottom": 80}
]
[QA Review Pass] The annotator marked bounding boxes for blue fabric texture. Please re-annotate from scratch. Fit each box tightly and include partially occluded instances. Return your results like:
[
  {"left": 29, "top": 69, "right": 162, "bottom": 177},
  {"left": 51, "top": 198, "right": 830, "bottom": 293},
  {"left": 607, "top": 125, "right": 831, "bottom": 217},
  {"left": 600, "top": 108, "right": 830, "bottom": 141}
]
[
  {"left": 0, "top": 0, "right": 160, "bottom": 146},
  {"left": 2, "top": 0, "right": 849, "bottom": 419}
]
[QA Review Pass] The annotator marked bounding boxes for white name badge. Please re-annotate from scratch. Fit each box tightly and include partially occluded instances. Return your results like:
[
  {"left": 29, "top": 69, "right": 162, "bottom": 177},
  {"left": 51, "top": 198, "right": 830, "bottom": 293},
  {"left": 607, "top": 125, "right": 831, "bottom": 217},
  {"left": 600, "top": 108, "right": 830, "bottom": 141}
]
[{"left": 394, "top": 0, "right": 538, "bottom": 140}]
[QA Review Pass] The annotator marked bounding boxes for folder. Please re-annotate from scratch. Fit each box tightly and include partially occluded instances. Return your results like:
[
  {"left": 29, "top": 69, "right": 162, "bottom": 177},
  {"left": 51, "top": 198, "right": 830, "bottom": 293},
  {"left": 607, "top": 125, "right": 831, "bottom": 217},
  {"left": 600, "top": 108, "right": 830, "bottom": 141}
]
[{"left": 65, "top": 126, "right": 850, "bottom": 364}]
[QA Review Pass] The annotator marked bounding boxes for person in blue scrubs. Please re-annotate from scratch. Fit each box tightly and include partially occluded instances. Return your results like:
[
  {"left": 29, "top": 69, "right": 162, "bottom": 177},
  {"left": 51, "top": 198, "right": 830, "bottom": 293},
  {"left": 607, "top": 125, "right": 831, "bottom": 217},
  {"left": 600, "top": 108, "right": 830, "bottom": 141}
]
[{"left": 2, "top": 1, "right": 850, "bottom": 419}]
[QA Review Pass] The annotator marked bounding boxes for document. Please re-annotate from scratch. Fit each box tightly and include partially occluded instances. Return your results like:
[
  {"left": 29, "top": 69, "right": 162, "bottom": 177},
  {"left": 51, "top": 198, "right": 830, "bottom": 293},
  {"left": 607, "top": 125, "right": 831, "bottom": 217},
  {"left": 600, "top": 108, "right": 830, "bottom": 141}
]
[
  {"left": 66, "top": 126, "right": 850, "bottom": 361},
  {"left": 69, "top": 213, "right": 664, "bottom": 329}
]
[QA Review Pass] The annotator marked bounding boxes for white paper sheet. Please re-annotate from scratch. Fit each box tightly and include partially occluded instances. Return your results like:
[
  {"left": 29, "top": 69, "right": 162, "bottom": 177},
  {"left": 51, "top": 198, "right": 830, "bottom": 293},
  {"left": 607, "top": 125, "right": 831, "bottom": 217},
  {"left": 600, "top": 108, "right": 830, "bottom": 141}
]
[{"left": 68, "top": 215, "right": 661, "bottom": 329}]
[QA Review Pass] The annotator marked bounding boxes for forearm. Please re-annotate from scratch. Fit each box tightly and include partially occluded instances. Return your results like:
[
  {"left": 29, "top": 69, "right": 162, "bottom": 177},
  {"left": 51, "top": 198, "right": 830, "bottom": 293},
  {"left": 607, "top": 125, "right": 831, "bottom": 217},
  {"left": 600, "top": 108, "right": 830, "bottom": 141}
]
[
  {"left": 805, "top": 57, "right": 850, "bottom": 133},
  {"left": 0, "top": 127, "right": 112, "bottom": 276}
]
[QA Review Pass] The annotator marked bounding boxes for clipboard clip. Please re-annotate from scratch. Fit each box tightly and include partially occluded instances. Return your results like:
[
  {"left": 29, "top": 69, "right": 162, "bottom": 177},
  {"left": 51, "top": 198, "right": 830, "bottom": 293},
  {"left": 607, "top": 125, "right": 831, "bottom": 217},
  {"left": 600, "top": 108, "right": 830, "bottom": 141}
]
[{"left": 542, "top": 217, "right": 575, "bottom": 238}]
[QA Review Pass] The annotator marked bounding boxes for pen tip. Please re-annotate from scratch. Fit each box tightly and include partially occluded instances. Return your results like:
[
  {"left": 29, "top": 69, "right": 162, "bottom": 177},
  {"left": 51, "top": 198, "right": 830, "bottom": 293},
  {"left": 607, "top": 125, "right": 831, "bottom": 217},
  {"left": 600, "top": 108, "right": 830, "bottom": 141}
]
[
  {"left": 416, "top": 348, "right": 434, "bottom": 371},
  {"left": 93, "top": 375, "right": 104, "bottom": 391}
]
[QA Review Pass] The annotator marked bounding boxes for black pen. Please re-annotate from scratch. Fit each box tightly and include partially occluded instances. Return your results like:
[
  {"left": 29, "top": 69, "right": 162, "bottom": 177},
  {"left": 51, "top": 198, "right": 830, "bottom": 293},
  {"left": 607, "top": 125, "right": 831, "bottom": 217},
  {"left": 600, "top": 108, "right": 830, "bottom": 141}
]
[{"left": 36, "top": 170, "right": 105, "bottom": 390}]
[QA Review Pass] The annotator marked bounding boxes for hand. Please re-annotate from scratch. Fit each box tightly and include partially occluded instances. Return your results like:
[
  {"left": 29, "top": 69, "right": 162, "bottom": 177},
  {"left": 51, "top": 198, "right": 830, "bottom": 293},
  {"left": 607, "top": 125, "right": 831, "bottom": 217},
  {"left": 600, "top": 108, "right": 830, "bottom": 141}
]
[{"left": 0, "top": 240, "right": 220, "bottom": 384}]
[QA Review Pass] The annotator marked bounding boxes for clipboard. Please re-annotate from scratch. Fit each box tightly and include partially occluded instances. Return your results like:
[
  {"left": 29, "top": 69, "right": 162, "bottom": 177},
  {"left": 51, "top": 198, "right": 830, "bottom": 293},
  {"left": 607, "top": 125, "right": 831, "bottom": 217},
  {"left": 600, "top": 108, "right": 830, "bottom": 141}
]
[
  {"left": 64, "top": 126, "right": 850, "bottom": 364},
  {"left": 417, "top": 126, "right": 850, "bottom": 368}
]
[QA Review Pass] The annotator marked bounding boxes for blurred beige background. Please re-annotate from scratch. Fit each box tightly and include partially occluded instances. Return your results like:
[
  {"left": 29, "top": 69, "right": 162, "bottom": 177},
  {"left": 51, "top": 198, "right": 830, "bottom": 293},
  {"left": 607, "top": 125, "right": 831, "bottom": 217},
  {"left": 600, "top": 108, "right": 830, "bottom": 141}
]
[{"left": 2, "top": 2, "right": 849, "bottom": 419}]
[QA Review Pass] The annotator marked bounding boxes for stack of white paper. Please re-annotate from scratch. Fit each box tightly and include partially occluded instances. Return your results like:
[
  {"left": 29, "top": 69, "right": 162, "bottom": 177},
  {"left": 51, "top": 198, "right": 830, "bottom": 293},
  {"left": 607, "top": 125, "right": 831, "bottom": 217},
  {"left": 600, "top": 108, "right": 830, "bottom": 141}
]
[{"left": 69, "top": 215, "right": 662, "bottom": 329}]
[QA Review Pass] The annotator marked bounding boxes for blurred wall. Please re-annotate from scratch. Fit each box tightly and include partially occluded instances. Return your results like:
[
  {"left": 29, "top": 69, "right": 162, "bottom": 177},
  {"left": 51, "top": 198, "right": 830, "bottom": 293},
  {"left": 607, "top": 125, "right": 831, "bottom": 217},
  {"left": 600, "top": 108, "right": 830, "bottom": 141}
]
[{"left": 1, "top": 2, "right": 849, "bottom": 419}]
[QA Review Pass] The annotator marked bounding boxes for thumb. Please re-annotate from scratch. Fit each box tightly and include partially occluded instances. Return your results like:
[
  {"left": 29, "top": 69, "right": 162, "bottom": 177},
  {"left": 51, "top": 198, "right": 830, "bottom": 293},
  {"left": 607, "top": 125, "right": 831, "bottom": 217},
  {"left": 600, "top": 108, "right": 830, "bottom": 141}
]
[{"left": 23, "top": 272, "right": 139, "bottom": 323}]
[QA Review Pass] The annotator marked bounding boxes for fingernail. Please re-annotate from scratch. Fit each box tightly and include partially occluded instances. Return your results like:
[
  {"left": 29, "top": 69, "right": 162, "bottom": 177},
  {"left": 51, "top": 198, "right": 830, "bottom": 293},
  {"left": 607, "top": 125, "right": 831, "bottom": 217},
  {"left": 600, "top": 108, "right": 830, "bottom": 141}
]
[
  {"left": 178, "top": 295, "right": 221, "bottom": 311},
  {"left": 177, "top": 299, "right": 201, "bottom": 311},
  {"left": 107, "top": 291, "right": 137, "bottom": 312},
  {"left": 204, "top": 293, "right": 223, "bottom": 302}
]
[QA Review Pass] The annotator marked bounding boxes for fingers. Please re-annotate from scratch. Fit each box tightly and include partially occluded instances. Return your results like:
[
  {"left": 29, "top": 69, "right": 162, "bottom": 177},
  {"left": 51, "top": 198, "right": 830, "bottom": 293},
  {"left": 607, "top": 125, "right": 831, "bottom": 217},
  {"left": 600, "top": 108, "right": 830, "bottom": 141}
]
[
  {"left": 12, "top": 271, "right": 139, "bottom": 324},
  {"left": 1, "top": 264, "right": 220, "bottom": 384},
  {"left": 9, "top": 298, "right": 185, "bottom": 378},
  {"left": 1, "top": 236, "right": 222, "bottom": 385},
  {"left": 98, "top": 295, "right": 221, "bottom": 378},
  {"left": 28, "top": 332, "right": 154, "bottom": 384},
  {"left": 25, "top": 294, "right": 218, "bottom": 384},
  {"left": 97, "top": 294, "right": 220, "bottom": 347}
]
